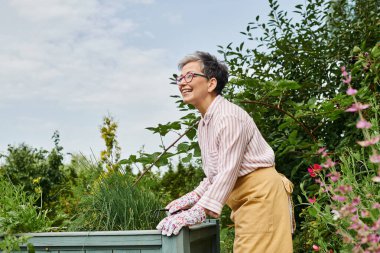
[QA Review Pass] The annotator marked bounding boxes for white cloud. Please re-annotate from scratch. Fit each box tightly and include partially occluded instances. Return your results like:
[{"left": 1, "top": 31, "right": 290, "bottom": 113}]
[
  {"left": 0, "top": 0, "right": 184, "bottom": 157},
  {"left": 0, "top": 0, "right": 172, "bottom": 109},
  {"left": 9, "top": 0, "right": 98, "bottom": 23}
]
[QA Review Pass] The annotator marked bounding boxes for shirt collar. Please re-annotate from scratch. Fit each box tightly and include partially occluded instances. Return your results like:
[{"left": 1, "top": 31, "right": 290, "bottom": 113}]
[{"left": 201, "top": 95, "right": 223, "bottom": 126}]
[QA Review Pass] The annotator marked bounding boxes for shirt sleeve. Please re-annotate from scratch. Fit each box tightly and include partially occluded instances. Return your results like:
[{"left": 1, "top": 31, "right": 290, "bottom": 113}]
[
  {"left": 193, "top": 177, "right": 211, "bottom": 197},
  {"left": 197, "top": 115, "right": 251, "bottom": 215}
]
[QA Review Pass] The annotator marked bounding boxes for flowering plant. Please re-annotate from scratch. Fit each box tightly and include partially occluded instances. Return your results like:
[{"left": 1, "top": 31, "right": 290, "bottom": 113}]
[{"left": 299, "top": 43, "right": 380, "bottom": 252}]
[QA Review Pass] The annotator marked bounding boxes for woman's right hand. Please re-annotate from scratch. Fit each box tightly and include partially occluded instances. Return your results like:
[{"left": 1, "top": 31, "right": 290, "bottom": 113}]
[{"left": 166, "top": 191, "right": 200, "bottom": 214}]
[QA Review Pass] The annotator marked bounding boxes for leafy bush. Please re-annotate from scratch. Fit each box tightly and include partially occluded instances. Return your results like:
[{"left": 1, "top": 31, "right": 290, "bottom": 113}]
[
  {"left": 0, "top": 177, "right": 53, "bottom": 252},
  {"left": 156, "top": 161, "right": 205, "bottom": 203},
  {"left": 296, "top": 48, "right": 380, "bottom": 252},
  {"left": 0, "top": 131, "right": 68, "bottom": 216}
]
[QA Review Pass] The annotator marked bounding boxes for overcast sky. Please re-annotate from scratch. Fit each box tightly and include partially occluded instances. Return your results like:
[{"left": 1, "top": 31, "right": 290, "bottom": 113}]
[{"left": 0, "top": 0, "right": 301, "bottom": 162}]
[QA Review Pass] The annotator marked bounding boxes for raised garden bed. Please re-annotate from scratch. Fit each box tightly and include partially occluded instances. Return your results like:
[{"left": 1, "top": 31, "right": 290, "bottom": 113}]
[{"left": 11, "top": 219, "right": 220, "bottom": 253}]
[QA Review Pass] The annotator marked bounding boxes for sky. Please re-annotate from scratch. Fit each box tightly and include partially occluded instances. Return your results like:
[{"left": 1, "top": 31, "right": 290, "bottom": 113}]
[{"left": 0, "top": 0, "right": 301, "bottom": 163}]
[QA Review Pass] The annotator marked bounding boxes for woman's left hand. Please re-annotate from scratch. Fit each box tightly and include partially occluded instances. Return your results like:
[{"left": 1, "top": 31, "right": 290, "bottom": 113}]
[
  {"left": 156, "top": 204, "right": 206, "bottom": 236},
  {"left": 205, "top": 209, "right": 220, "bottom": 218}
]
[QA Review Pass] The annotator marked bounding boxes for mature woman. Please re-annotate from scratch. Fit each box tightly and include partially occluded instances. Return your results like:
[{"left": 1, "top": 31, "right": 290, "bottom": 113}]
[{"left": 157, "top": 51, "right": 294, "bottom": 253}]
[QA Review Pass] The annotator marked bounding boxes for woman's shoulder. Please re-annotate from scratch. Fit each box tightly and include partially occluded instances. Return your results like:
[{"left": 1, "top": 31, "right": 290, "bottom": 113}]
[{"left": 216, "top": 97, "right": 251, "bottom": 121}]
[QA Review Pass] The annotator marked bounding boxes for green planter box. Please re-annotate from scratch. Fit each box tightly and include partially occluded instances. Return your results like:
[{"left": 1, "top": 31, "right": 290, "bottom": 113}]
[{"left": 11, "top": 220, "right": 220, "bottom": 253}]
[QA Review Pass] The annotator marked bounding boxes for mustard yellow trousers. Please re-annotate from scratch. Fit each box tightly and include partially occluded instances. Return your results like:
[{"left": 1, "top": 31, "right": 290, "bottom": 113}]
[{"left": 226, "top": 166, "right": 294, "bottom": 253}]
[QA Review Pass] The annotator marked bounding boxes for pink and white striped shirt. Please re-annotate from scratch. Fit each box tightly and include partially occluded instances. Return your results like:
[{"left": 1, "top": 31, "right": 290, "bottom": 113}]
[{"left": 194, "top": 95, "right": 275, "bottom": 215}]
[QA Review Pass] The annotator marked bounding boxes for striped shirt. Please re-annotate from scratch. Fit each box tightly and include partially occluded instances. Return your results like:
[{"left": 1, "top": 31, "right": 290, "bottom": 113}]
[{"left": 194, "top": 95, "right": 275, "bottom": 215}]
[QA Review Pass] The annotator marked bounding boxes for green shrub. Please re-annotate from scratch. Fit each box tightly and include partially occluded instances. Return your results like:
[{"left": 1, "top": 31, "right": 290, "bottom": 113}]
[
  {"left": 296, "top": 59, "right": 380, "bottom": 252},
  {"left": 0, "top": 177, "right": 53, "bottom": 252},
  {"left": 69, "top": 171, "right": 165, "bottom": 231},
  {"left": 156, "top": 161, "right": 205, "bottom": 204},
  {"left": 0, "top": 131, "right": 68, "bottom": 216},
  {"left": 220, "top": 226, "right": 235, "bottom": 253}
]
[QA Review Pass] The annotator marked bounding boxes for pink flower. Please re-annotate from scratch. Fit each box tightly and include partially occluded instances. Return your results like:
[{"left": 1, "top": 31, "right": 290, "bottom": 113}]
[
  {"left": 312, "top": 164, "right": 322, "bottom": 171},
  {"left": 352, "top": 197, "right": 360, "bottom": 205},
  {"left": 336, "top": 185, "right": 352, "bottom": 194},
  {"left": 373, "top": 217, "right": 380, "bottom": 230},
  {"left": 312, "top": 244, "right": 320, "bottom": 251},
  {"left": 317, "top": 147, "right": 326, "bottom": 153},
  {"left": 367, "top": 234, "right": 380, "bottom": 244},
  {"left": 343, "top": 75, "right": 352, "bottom": 84},
  {"left": 351, "top": 215, "right": 359, "bottom": 222},
  {"left": 317, "top": 147, "right": 327, "bottom": 156},
  {"left": 309, "top": 196, "right": 316, "bottom": 204},
  {"left": 370, "top": 154, "right": 380, "bottom": 163},
  {"left": 372, "top": 176, "right": 380, "bottom": 182},
  {"left": 361, "top": 210, "right": 369, "bottom": 217},
  {"left": 322, "top": 158, "right": 336, "bottom": 168},
  {"left": 372, "top": 203, "right": 380, "bottom": 209},
  {"left": 346, "top": 86, "right": 357, "bottom": 95},
  {"left": 341, "top": 203, "right": 357, "bottom": 215},
  {"left": 308, "top": 167, "right": 317, "bottom": 177},
  {"left": 332, "top": 195, "right": 347, "bottom": 202},
  {"left": 327, "top": 172, "right": 341, "bottom": 182},
  {"left": 308, "top": 164, "right": 322, "bottom": 177},
  {"left": 323, "top": 185, "right": 332, "bottom": 193},
  {"left": 357, "top": 136, "right": 380, "bottom": 147},
  {"left": 356, "top": 119, "right": 372, "bottom": 129},
  {"left": 348, "top": 222, "right": 360, "bottom": 230},
  {"left": 315, "top": 178, "right": 325, "bottom": 186},
  {"left": 345, "top": 103, "right": 370, "bottom": 112}
]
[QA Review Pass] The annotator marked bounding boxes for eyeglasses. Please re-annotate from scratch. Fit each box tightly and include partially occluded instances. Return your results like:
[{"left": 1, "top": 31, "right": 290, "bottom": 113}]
[{"left": 176, "top": 72, "right": 208, "bottom": 85}]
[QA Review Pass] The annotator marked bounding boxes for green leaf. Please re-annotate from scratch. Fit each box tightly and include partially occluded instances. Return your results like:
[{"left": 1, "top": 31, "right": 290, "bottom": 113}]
[
  {"left": 371, "top": 44, "right": 380, "bottom": 58},
  {"left": 288, "top": 130, "right": 298, "bottom": 145},
  {"left": 277, "top": 80, "right": 301, "bottom": 90},
  {"left": 185, "top": 128, "right": 197, "bottom": 140},
  {"left": 181, "top": 153, "right": 192, "bottom": 163},
  {"left": 297, "top": 195, "right": 303, "bottom": 204},
  {"left": 118, "top": 159, "right": 130, "bottom": 165},
  {"left": 177, "top": 143, "right": 190, "bottom": 152},
  {"left": 267, "top": 89, "right": 283, "bottom": 96},
  {"left": 308, "top": 207, "right": 318, "bottom": 217},
  {"left": 352, "top": 46, "right": 361, "bottom": 53},
  {"left": 192, "top": 143, "right": 201, "bottom": 157},
  {"left": 170, "top": 121, "right": 181, "bottom": 130}
]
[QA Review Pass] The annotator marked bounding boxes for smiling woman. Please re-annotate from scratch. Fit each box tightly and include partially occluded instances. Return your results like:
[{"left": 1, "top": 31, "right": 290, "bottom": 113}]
[{"left": 156, "top": 51, "right": 294, "bottom": 253}]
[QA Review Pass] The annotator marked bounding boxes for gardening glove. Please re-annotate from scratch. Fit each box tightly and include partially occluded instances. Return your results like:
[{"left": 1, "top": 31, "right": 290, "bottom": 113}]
[
  {"left": 165, "top": 191, "right": 200, "bottom": 214},
  {"left": 156, "top": 204, "right": 206, "bottom": 236}
]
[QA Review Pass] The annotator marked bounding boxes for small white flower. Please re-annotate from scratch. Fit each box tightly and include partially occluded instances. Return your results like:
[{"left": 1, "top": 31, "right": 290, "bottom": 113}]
[{"left": 331, "top": 210, "right": 341, "bottom": 220}]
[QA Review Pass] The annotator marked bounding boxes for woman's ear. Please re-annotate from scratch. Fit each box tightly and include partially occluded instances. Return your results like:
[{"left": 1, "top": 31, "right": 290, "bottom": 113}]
[{"left": 208, "top": 77, "right": 217, "bottom": 93}]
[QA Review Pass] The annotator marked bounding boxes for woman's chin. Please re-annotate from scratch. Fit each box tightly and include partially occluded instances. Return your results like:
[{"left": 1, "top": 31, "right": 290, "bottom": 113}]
[{"left": 182, "top": 96, "right": 193, "bottom": 104}]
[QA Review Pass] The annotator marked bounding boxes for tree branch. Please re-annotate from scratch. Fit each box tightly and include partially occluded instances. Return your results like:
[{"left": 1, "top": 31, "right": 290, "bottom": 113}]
[
  {"left": 133, "top": 121, "right": 199, "bottom": 186},
  {"left": 240, "top": 100, "right": 317, "bottom": 142}
]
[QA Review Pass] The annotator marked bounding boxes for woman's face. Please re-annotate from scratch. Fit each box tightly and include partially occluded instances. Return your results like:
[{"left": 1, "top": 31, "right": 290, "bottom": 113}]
[{"left": 178, "top": 61, "right": 210, "bottom": 109}]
